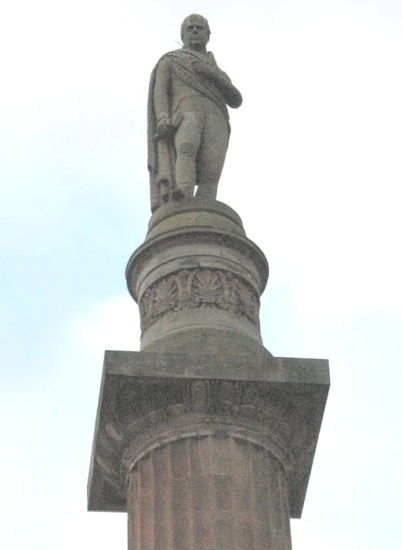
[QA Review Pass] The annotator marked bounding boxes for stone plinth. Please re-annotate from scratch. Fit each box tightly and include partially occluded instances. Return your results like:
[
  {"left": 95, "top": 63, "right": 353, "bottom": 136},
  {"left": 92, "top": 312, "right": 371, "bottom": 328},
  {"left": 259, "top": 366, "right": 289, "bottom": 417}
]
[
  {"left": 125, "top": 199, "right": 269, "bottom": 357},
  {"left": 88, "top": 350, "right": 330, "bottom": 549}
]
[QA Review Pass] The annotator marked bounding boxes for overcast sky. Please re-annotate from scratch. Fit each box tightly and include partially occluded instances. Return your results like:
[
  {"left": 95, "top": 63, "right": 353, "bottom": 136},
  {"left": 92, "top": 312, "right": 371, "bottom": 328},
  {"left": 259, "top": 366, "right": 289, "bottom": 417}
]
[{"left": 1, "top": 0, "right": 402, "bottom": 548}]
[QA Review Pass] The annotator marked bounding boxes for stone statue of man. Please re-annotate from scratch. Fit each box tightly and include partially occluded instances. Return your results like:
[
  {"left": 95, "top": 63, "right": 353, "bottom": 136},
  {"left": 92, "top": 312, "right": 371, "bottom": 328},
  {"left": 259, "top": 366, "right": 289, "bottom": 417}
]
[{"left": 148, "top": 14, "right": 242, "bottom": 212}]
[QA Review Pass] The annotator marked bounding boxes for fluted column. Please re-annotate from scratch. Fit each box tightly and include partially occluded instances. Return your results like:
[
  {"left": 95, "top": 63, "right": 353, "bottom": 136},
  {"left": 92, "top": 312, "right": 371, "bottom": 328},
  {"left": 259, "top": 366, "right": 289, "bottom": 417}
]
[
  {"left": 88, "top": 202, "right": 330, "bottom": 550},
  {"left": 127, "top": 435, "right": 292, "bottom": 550}
]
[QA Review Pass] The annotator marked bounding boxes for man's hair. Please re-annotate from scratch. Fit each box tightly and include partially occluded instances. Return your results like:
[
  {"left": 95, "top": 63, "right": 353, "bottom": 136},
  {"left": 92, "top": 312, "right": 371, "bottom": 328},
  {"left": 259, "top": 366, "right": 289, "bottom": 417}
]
[{"left": 180, "top": 14, "right": 211, "bottom": 41}]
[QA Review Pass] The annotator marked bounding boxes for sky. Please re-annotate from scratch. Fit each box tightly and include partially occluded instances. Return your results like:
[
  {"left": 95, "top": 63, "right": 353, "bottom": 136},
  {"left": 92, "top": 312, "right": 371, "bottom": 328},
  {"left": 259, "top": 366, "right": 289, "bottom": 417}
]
[{"left": 1, "top": 0, "right": 402, "bottom": 548}]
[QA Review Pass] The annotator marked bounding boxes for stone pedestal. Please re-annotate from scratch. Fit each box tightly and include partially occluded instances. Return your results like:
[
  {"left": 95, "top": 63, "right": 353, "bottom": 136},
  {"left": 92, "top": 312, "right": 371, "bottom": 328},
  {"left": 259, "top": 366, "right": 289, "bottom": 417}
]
[
  {"left": 126, "top": 199, "right": 269, "bottom": 358},
  {"left": 88, "top": 199, "right": 330, "bottom": 549}
]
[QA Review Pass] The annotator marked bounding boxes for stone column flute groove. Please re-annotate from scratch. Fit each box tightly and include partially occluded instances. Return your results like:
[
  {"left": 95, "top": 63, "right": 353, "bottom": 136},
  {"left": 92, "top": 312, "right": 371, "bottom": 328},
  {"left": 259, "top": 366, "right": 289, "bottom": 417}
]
[{"left": 127, "top": 435, "right": 292, "bottom": 550}]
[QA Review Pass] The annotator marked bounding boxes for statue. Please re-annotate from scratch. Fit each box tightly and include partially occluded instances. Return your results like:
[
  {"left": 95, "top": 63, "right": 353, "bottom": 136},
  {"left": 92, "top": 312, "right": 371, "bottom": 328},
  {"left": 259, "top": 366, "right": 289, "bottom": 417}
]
[{"left": 148, "top": 14, "right": 243, "bottom": 212}]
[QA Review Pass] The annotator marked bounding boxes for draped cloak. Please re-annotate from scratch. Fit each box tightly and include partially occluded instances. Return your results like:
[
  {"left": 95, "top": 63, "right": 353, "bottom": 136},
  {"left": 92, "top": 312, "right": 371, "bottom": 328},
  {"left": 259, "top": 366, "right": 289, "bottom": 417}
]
[{"left": 147, "top": 48, "right": 230, "bottom": 212}]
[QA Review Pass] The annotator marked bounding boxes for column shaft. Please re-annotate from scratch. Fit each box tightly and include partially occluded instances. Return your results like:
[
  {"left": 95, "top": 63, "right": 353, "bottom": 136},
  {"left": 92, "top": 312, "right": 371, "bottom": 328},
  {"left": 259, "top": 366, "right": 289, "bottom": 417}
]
[{"left": 127, "top": 435, "right": 292, "bottom": 550}]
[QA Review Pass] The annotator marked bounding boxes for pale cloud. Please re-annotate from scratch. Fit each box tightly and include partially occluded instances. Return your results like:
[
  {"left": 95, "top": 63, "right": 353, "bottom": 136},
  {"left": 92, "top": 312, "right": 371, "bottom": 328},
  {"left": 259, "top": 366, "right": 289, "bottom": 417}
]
[
  {"left": 0, "top": 295, "right": 138, "bottom": 550},
  {"left": 69, "top": 294, "right": 140, "bottom": 360},
  {"left": 219, "top": 9, "right": 402, "bottom": 320}
]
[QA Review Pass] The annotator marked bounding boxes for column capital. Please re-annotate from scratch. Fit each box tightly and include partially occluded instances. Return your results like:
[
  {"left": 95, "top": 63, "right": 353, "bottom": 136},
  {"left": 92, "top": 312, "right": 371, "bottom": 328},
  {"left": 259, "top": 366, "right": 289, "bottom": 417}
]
[{"left": 88, "top": 350, "right": 329, "bottom": 518}]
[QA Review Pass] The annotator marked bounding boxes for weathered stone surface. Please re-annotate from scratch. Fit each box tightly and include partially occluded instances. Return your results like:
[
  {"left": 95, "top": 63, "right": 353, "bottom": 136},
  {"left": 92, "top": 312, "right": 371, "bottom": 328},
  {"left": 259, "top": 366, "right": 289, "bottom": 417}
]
[
  {"left": 148, "top": 14, "right": 242, "bottom": 212},
  {"left": 127, "top": 436, "right": 292, "bottom": 550},
  {"left": 86, "top": 11, "right": 332, "bottom": 549},
  {"left": 126, "top": 199, "right": 269, "bottom": 356},
  {"left": 87, "top": 350, "right": 330, "bottom": 521}
]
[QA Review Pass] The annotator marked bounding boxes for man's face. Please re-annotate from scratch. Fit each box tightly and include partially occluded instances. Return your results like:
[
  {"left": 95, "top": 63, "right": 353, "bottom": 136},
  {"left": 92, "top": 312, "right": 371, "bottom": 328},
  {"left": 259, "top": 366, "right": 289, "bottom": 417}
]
[{"left": 182, "top": 17, "right": 209, "bottom": 51}]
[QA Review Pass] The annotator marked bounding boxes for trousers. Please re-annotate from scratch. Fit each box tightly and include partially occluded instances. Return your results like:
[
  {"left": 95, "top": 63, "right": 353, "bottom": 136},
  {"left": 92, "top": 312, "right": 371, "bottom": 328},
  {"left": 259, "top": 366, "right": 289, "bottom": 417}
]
[{"left": 173, "top": 97, "right": 229, "bottom": 199}]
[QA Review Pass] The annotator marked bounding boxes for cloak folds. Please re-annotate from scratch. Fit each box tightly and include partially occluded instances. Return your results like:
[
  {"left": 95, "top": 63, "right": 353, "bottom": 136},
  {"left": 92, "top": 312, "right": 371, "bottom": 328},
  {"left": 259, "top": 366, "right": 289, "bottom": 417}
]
[{"left": 147, "top": 49, "right": 230, "bottom": 212}]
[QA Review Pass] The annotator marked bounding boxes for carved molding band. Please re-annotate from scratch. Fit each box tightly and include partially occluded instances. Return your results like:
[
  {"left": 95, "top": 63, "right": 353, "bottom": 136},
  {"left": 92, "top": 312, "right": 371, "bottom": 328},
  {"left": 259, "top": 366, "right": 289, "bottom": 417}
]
[
  {"left": 139, "top": 268, "right": 260, "bottom": 332},
  {"left": 95, "top": 379, "right": 297, "bottom": 497}
]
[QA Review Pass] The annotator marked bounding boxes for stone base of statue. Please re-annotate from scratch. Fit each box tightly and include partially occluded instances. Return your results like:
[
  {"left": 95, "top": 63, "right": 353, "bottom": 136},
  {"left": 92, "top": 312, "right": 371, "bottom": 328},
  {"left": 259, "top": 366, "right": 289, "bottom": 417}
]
[
  {"left": 88, "top": 199, "right": 330, "bottom": 550},
  {"left": 126, "top": 199, "right": 269, "bottom": 358}
]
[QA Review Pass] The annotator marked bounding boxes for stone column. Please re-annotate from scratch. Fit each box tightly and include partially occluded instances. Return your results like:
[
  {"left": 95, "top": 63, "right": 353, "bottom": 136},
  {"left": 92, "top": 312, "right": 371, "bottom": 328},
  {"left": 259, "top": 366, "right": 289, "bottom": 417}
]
[
  {"left": 127, "top": 436, "right": 292, "bottom": 550},
  {"left": 88, "top": 200, "right": 330, "bottom": 550}
]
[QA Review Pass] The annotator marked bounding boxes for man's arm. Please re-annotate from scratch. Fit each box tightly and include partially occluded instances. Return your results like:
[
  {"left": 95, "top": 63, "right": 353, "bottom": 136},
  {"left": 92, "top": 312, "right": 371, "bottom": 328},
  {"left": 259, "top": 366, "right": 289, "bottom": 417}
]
[
  {"left": 192, "top": 60, "right": 242, "bottom": 109},
  {"left": 153, "top": 59, "right": 174, "bottom": 138}
]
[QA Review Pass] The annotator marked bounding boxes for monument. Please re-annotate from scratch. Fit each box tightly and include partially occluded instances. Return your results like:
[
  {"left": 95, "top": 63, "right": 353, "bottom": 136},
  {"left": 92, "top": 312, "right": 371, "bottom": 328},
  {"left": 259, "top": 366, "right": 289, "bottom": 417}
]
[
  {"left": 88, "top": 14, "right": 330, "bottom": 550},
  {"left": 148, "top": 13, "right": 242, "bottom": 211}
]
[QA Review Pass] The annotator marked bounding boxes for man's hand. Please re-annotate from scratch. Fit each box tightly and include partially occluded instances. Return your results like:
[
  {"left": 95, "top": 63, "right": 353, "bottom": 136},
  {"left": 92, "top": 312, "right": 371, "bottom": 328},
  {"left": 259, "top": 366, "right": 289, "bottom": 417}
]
[
  {"left": 192, "top": 60, "right": 218, "bottom": 81},
  {"left": 155, "top": 117, "right": 174, "bottom": 139},
  {"left": 190, "top": 59, "right": 242, "bottom": 108}
]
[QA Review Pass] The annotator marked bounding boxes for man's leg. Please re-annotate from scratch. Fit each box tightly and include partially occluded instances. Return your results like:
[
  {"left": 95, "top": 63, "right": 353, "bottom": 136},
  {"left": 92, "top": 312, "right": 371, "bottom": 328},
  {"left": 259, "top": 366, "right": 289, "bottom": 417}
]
[
  {"left": 174, "top": 112, "right": 203, "bottom": 198},
  {"left": 196, "top": 113, "right": 229, "bottom": 200}
]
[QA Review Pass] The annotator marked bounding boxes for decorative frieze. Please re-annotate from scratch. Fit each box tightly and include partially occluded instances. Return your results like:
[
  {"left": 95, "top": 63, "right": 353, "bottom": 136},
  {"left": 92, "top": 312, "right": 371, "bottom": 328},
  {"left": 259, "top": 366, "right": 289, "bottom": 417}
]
[
  {"left": 139, "top": 268, "right": 260, "bottom": 332},
  {"left": 95, "top": 379, "right": 296, "bottom": 499},
  {"left": 88, "top": 352, "right": 330, "bottom": 517}
]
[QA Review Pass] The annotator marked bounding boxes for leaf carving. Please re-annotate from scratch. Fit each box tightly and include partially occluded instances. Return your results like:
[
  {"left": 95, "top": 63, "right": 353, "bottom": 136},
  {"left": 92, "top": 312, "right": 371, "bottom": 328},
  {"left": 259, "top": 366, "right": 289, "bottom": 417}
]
[
  {"left": 152, "top": 276, "right": 177, "bottom": 316},
  {"left": 192, "top": 269, "right": 222, "bottom": 305},
  {"left": 139, "top": 268, "right": 260, "bottom": 330}
]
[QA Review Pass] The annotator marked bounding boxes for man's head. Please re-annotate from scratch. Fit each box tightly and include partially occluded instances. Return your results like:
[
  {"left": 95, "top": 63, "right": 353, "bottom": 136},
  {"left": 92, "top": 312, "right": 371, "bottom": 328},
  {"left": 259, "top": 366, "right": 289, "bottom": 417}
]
[{"left": 181, "top": 14, "right": 210, "bottom": 51}]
